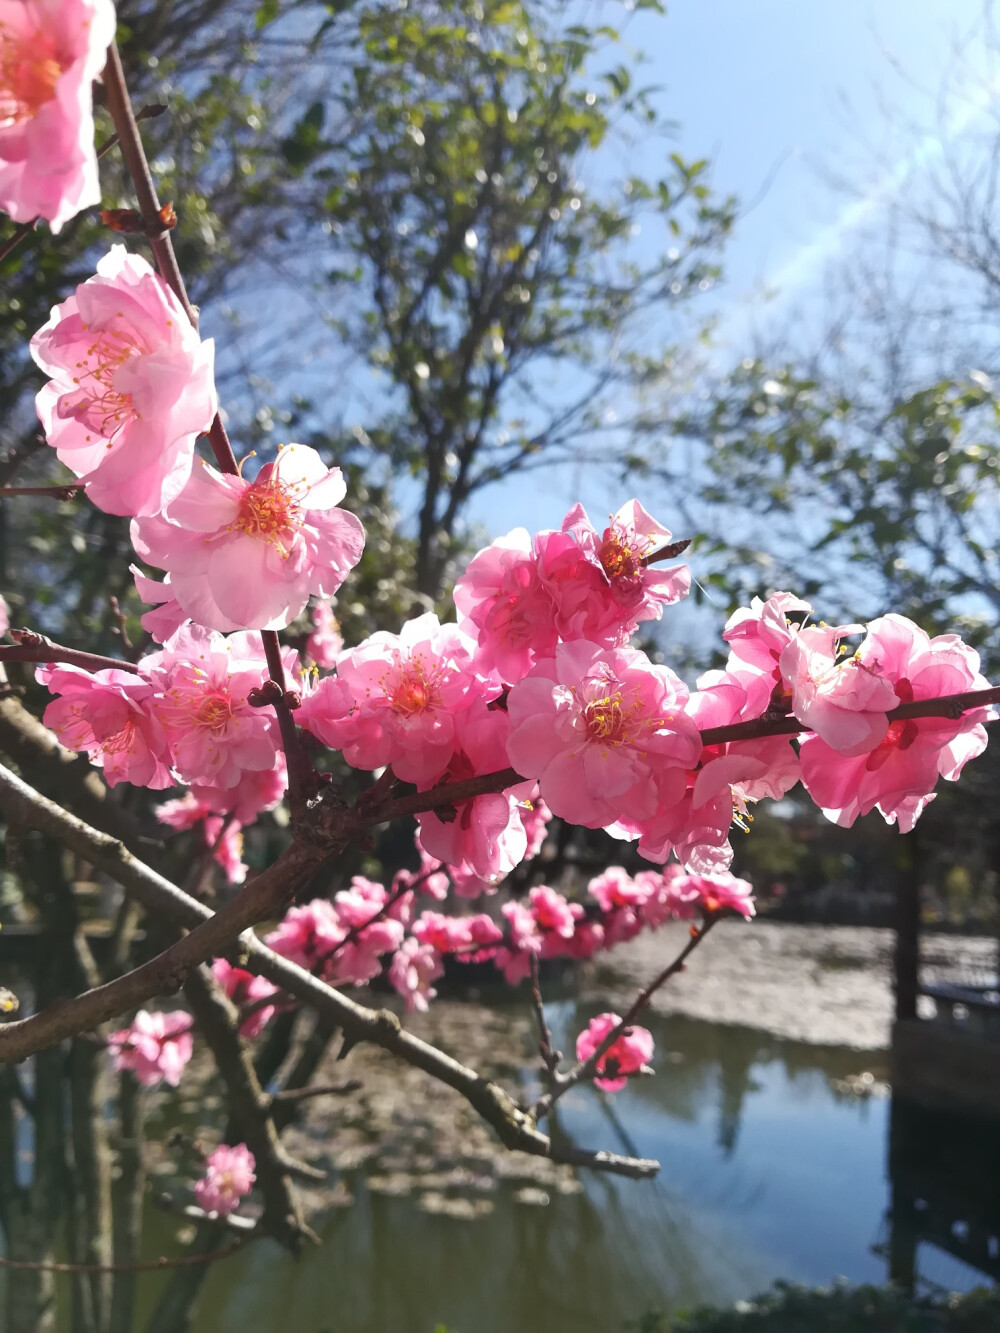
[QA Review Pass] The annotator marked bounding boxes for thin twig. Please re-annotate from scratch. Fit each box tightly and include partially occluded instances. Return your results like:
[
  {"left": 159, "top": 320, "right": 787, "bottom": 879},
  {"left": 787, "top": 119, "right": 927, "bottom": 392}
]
[
  {"left": 528, "top": 954, "right": 560, "bottom": 1089},
  {"left": 0, "top": 484, "right": 85, "bottom": 499},
  {"left": 532, "top": 916, "right": 720, "bottom": 1121},
  {"left": 2, "top": 631, "right": 140, "bottom": 675}
]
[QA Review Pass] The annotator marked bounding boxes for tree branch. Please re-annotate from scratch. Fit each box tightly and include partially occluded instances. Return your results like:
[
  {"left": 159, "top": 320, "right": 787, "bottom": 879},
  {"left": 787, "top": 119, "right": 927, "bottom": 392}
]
[{"left": 0, "top": 762, "right": 659, "bottom": 1180}]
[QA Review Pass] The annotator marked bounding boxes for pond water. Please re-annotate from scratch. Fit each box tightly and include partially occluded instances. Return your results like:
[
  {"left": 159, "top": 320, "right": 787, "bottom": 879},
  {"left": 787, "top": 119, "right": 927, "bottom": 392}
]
[{"left": 119, "top": 1002, "right": 997, "bottom": 1333}]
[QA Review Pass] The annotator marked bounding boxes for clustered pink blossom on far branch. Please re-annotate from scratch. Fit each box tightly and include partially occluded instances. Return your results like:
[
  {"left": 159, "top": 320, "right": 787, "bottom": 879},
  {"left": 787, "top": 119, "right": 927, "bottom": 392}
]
[
  {"left": 194, "top": 1143, "right": 256, "bottom": 1217},
  {"left": 108, "top": 1009, "right": 193, "bottom": 1087},
  {"left": 576, "top": 1013, "right": 655, "bottom": 1092}
]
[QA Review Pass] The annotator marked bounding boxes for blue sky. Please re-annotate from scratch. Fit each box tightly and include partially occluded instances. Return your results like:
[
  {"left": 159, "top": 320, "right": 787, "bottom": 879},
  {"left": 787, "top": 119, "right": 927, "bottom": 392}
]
[{"left": 469, "top": 0, "right": 992, "bottom": 539}]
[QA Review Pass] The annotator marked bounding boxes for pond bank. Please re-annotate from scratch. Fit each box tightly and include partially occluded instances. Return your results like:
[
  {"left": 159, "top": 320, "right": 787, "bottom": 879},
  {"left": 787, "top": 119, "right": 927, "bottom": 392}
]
[{"left": 588, "top": 919, "right": 996, "bottom": 1050}]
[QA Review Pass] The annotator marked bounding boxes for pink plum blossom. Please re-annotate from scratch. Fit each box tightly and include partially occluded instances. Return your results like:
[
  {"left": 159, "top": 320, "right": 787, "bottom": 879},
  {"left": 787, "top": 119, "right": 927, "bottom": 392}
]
[
  {"left": 412, "top": 910, "right": 503, "bottom": 955},
  {"left": 453, "top": 527, "right": 568, "bottom": 682},
  {"left": 31, "top": 246, "right": 217, "bottom": 516},
  {"left": 190, "top": 756, "right": 288, "bottom": 826},
  {"left": 679, "top": 871, "right": 756, "bottom": 920},
  {"left": 211, "top": 959, "right": 278, "bottom": 1038},
  {"left": 561, "top": 499, "right": 690, "bottom": 636},
  {"left": 38, "top": 662, "right": 173, "bottom": 789},
  {"left": 392, "top": 848, "right": 450, "bottom": 902},
  {"left": 575, "top": 1012, "right": 654, "bottom": 1092},
  {"left": 156, "top": 794, "right": 248, "bottom": 885},
  {"left": 130, "top": 564, "right": 188, "bottom": 643},
  {"left": 495, "top": 900, "right": 544, "bottom": 983},
  {"left": 0, "top": 593, "right": 8, "bottom": 637},
  {"left": 265, "top": 899, "right": 344, "bottom": 972},
  {"left": 0, "top": 0, "right": 115, "bottom": 231},
  {"left": 194, "top": 1143, "right": 255, "bottom": 1218},
  {"left": 108, "top": 1009, "right": 193, "bottom": 1087},
  {"left": 528, "top": 885, "right": 580, "bottom": 941},
  {"left": 519, "top": 794, "right": 552, "bottom": 860},
  {"left": 388, "top": 937, "right": 443, "bottom": 1012},
  {"left": 722, "top": 591, "right": 812, "bottom": 706},
  {"left": 306, "top": 598, "right": 343, "bottom": 667},
  {"left": 506, "top": 639, "right": 702, "bottom": 829},
  {"left": 297, "top": 613, "right": 484, "bottom": 783},
  {"left": 799, "top": 614, "right": 995, "bottom": 831},
  {"left": 779, "top": 623, "right": 895, "bottom": 756},
  {"left": 143, "top": 625, "right": 282, "bottom": 788},
  {"left": 131, "top": 443, "right": 365, "bottom": 631},
  {"left": 415, "top": 708, "right": 532, "bottom": 881}
]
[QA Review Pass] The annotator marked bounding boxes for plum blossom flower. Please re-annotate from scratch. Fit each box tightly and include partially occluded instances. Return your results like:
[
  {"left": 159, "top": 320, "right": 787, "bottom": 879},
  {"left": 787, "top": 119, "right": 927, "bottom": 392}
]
[
  {"left": 108, "top": 1009, "right": 192, "bottom": 1087},
  {"left": 265, "top": 899, "right": 342, "bottom": 972},
  {"left": 131, "top": 443, "right": 365, "bottom": 631},
  {"left": 143, "top": 625, "right": 282, "bottom": 788},
  {"left": 529, "top": 885, "right": 580, "bottom": 941},
  {"left": 780, "top": 623, "right": 895, "bottom": 756},
  {"left": 388, "top": 937, "right": 443, "bottom": 1012},
  {"left": 194, "top": 1144, "right": 256, "bottom": 1218},
  {"left": 575, "top": 1012, "right": 653, "bottom": 1092},
  {"left": 0, "top": 593, "right": 8, "bottom": 637},
  {"left": 0, "top": 0, "right": 115, "bottom": 231},
  {"left": 211, "top": 959, "right": 278, "bottom": 1037},
  {"left": 799, "top": 614, "right": 996, "bottom": 831},
  {"left": 412, "top": 910, "right": 503, "bottom": 955},
  {"left": 495, "top": 900, "right": 544, "bottom": 983},
  {"left": 722, "top": 591, "right": 813, "bottom": 706},
  {"left": 416, "top": 708, "right": 533, "bottom": 881},
  {"left": 297, "top": 613, "right": 484, "bottom": 783},
  {"left": 38, "top": 662, "right": 173, "bottom": 789},
  {"left": 561, "top": 498, "right": 690, "bottom": 635},
  {"left": 681, "top": 871, "right": 756, "bottom": 920},
  {"left": 306, "top": 599, "right": 343, "bottom": 668},
  {"left": 453, "top": 527, "right": 567, "bottom": 682},
  {"left": 506, "top": 639, "right": 702, "bottom": 829},
  {"left": 156, "top": 794, "right": 249, "bottom": 885},
  {"left": 31, "top": 246, "right": 217, "bottom": 516}
]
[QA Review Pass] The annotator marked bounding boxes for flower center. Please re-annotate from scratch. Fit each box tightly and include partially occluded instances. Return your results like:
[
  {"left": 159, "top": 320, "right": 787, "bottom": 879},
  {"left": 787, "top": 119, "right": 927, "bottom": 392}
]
[
  {"left": 98, "top": 720, "right": 137, "bottom": 757},
  {"left": 584, "top": 694, "right": 626, "bottom": 742},
  {"left": 233, "top": 478, "right": 302, "bottom": 555},
  {"left": 391, "top": 669, "right": 436, "bottom": 716},
  {"left": 0, "top": 28, "right": 64, "bottom": 126},
  {"left": 69, "top": 321, "right": 143, "bottom": 444},
  {"left": 598, "top": 523, "right": 653, "bottom": 591},
  {"left": 194, "top": 691, "right": 233, "bottom": 734}
]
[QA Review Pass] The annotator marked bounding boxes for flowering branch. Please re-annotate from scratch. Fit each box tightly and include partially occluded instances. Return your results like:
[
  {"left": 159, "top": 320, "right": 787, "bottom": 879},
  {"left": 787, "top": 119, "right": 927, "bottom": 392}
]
[
  {"left": 100, "top": 40, "right": 312, "bottom": 812},
  {"left": 531, "top": 915, "right": 719, "bottom": 1120},
  {"left": 0, "top": 101, "right": 166, "bottom": 266},
  {"left": 0, "top": 759, "right": 659, "bottom": 1180},
  {"left": 697, "top": 684, "right": 1000, "bottom": 746}
]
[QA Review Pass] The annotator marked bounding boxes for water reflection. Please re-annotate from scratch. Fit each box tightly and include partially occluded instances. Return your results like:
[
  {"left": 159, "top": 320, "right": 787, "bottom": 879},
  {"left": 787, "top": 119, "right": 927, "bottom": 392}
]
[
  {"left": 190, "top": 1007, "right": 899, "bottom": 1333},
  {"left": 4, "top": 1002, "right": 998, "bottom": 1333}
]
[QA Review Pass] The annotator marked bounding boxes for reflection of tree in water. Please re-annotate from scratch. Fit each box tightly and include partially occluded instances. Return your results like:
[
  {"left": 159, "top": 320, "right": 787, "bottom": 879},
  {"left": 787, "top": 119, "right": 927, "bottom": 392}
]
[{"left": 591, "top": 1011, "right": 888, "bottom": 1161}]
